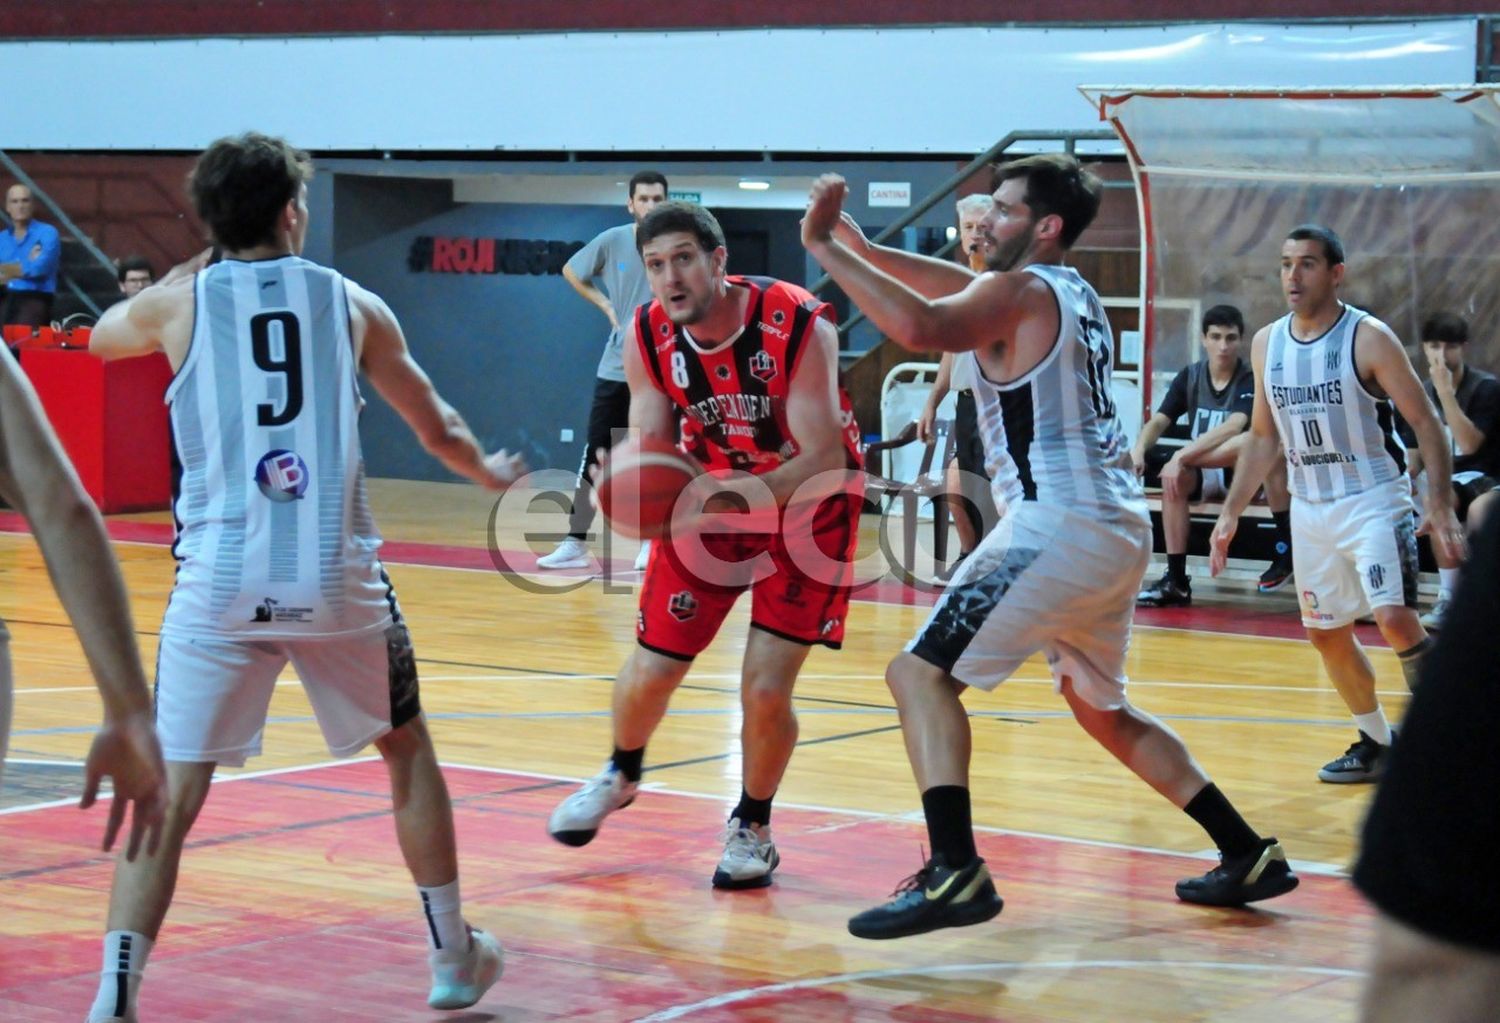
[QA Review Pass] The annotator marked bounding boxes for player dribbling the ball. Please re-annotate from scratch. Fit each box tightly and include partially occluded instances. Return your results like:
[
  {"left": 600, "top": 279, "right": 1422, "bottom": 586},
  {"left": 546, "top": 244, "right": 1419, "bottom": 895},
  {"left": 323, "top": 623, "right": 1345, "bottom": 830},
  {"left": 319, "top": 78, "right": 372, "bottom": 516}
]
[{"left": 547, "top": 201, "right": 865, "bottom": 890}]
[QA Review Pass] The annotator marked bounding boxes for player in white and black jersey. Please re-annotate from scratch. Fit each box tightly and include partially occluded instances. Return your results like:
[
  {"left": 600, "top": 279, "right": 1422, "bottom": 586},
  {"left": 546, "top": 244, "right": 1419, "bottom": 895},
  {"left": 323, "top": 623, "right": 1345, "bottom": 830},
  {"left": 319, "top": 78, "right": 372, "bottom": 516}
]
[
  {"left": 82, "top": 133, "right": 523, "bottom": 1022},
  {"left": 1210, "top": 224, "right": 1464, "bottom": 785},
  {"left": 805, "top": 155, "right": 1296, "bottom": 940}
]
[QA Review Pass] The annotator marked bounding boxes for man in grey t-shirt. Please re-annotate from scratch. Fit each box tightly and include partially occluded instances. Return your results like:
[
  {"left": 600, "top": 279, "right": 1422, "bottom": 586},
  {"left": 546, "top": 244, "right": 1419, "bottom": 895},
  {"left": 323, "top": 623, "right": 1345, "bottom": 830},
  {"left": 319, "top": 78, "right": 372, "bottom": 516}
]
[{"left": 539, "top": 170, "right": 669, "bottom": 569}]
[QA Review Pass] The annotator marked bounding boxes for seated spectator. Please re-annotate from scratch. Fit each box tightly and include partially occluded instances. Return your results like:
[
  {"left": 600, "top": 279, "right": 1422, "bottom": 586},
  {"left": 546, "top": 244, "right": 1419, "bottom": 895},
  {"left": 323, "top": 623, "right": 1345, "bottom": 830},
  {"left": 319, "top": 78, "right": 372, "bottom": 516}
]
[
  {"left": 1353, "top": 509, "right": 1500, "bottom": 1022},
  {"left": 117, "top": 255, "right": 154, "bottom": 298},
  {"left": 1132, "top": 304, "right": 1293, "bottom": 607},
  {"left": 0, "top": 184, "right": 61, "bottom": 333},
  {"left": 1399, "top": 312, "right": 1500, "bottom": 630}
]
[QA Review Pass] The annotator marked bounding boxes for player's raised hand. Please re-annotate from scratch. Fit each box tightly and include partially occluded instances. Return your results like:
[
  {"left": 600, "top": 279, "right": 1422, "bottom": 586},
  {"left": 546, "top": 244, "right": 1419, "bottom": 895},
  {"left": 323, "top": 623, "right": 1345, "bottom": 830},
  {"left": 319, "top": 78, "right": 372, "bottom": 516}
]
[
  {"left": 831, "top": 211, "right": 871, "bottom": 255},
  {"left": 80, "top": 709, "right": 167, "bottom": 862},
  {"left": 1208, "top": 512, "right": 1238, "bottom": 577},
  {"left": 801, "top": 174, "right": 849, "bottom": 247},
  {"left": 482, "top": 449, "right": 528, "bottom": 489}
]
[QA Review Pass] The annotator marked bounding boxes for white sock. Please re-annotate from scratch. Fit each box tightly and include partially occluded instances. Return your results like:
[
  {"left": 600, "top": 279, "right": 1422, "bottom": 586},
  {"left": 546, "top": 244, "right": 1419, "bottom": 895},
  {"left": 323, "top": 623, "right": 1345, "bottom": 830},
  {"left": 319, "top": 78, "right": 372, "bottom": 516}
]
[
  {"left": 1353, "top": 708, "right": 1393, "bottom": 746},
  {"left": 88, "top": 930, "right": 152, "bottom": 1023},
  {"left": 1438, "top": 568, "right": 1459, "bottom": 596},
  {"left": 418, "top": 879, "right": 468, "bottom": 956}
]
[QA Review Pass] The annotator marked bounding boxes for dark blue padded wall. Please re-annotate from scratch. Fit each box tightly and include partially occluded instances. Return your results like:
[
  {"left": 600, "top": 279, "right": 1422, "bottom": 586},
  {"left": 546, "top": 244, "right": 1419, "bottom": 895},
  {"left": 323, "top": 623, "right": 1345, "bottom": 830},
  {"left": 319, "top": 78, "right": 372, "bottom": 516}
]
[{"left": 330, "top": 175, "right": 625, "bottom": 481}]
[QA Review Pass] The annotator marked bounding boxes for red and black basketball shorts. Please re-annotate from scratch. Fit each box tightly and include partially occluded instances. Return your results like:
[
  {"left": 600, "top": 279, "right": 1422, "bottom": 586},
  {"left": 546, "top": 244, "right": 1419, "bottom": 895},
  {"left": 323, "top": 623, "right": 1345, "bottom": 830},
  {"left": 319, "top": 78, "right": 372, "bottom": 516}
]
[{"left": 635, "top": 490, "right": 863, "bottom": 660}]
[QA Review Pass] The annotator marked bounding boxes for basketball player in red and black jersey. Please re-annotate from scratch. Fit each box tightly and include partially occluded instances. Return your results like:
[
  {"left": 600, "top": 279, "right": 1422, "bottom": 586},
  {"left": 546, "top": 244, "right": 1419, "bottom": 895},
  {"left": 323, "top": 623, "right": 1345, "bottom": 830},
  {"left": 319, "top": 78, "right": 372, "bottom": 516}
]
[{"left": 548, "top": 201, "right": 864, "bottom": 890}]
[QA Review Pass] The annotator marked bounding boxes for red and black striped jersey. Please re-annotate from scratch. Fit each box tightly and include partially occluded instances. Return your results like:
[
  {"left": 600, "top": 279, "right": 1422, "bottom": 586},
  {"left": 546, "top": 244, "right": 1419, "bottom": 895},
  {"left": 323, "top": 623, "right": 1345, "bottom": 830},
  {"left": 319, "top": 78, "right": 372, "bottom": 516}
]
[{"left": 634, "top": 275, "right": 863, "bottom": 475}]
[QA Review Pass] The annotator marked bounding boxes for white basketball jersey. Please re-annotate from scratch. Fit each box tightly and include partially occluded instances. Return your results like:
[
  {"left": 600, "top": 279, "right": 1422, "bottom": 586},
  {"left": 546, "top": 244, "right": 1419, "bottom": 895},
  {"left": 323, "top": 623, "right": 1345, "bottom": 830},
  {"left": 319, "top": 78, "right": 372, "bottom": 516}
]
[
  {"left": 963, "top": 263, "right": 1143, "bottom": 517},
  {"left": 1264, "top": 304, "right": 1408, "bottom": 503},
  {"left": 161, "top": 256, "right": 392, "bottom": 639}
]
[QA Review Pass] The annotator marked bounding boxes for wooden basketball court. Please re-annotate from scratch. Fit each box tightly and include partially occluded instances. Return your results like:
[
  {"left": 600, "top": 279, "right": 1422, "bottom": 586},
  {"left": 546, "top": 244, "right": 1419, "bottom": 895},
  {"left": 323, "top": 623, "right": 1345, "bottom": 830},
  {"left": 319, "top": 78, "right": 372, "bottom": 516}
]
[{"left": 0, "top": 479, "right": 1397, "bottom": 1021}]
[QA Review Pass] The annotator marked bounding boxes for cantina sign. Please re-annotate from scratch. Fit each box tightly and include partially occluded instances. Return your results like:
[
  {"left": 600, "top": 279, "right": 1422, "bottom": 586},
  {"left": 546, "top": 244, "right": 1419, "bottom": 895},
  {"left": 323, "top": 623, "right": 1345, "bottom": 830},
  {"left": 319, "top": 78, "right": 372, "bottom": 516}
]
[{"left": 407, "top": 236, "right": 586, "bottom": 275}]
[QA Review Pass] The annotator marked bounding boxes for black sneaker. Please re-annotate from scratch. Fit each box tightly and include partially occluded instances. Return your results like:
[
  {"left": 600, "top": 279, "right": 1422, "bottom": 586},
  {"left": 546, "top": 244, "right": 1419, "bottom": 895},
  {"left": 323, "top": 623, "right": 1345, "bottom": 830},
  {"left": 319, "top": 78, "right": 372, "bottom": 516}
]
[
  {"left": 1175, "top": 837, "right": 1299, "bottom": 907},
  {"left": 1317, "top": 730, "right": 1392, "bottom": 783},
  {"left": 1257, "top": 554, "right": 1294, "bottom": 592},
  {"left": 1137, "top": 573, "right": 1192, "bottom": 607},
  {"left": 847, "top": 856, "right": 1004, "bottom": 940}
]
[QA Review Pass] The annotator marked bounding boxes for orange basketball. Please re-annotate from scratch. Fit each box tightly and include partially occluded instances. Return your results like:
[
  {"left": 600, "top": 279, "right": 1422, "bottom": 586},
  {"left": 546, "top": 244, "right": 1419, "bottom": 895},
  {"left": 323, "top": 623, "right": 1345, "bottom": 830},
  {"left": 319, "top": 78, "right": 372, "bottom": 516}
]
[{"left": 594, "top": 436, "right": 699, "bottom": 540}]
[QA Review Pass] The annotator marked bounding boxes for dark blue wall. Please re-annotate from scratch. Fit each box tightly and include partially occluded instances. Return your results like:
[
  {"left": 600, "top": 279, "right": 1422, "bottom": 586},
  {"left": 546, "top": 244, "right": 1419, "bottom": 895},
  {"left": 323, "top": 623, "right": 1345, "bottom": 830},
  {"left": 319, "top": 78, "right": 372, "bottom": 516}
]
[{"left": 333, "top": 182, "right": 626, "bottom": 481}]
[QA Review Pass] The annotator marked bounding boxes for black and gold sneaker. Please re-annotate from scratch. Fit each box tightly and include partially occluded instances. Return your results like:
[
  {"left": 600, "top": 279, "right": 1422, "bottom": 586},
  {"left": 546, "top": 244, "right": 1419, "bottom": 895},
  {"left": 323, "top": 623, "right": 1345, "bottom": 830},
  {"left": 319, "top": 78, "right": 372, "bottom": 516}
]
[
  {"left": 847, "top": 855, "right": 1004, "bottom": 940},
  {"left": 1175, "top": 837, "right": 1299, "bottom": 907}
]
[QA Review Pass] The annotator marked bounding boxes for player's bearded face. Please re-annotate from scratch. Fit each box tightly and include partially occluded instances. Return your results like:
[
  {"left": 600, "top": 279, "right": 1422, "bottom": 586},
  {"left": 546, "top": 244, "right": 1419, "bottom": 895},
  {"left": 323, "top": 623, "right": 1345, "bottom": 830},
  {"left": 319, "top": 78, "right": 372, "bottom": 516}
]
[{"left": 981, "top": 180, "right": 1038, "bottom": 273}]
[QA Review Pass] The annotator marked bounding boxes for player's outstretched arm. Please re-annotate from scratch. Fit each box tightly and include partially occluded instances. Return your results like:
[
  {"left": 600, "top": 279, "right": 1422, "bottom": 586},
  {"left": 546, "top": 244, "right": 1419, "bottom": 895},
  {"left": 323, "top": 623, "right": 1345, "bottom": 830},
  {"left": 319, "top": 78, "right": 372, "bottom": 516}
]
[
  {"left": 829, "top": 209, "right": 978, "bottom": 299},
  {"left": 0, "top": 353, "right": 165, "bottom": 858},
  {"left": 803, "top": 174, "right": 1024, "bottom": 353},
  {"left": 89, "top": 276, "right": 190, "bottom": 363},
  {"left": 1360, "top": 318, "right": 1463, "bottom": 564},
  {"left": 350, "top": 282, "right": 524, "bottom": 489},
  {"left": 1210, "top": 329, "right": 1282, "bottom": 576}
]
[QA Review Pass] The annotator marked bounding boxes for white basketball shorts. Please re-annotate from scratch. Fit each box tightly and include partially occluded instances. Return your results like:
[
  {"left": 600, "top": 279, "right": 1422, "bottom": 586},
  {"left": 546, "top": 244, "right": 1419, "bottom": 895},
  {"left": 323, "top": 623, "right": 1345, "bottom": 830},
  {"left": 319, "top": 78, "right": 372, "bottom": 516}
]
[
  {"left": 153, "top": 619, "right": 420, "bottom": 766},
  {"left": 1292, "top": 479, "right": 1419, "bottom": 630},
  {"left": 907, "top": 500, "right": 1152, "bottom": 711}
]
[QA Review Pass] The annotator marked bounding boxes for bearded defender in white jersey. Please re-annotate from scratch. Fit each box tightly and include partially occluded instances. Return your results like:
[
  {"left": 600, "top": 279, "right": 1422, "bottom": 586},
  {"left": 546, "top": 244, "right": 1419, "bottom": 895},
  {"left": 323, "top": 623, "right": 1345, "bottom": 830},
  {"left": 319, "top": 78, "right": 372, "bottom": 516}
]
[
  {"left": 1211, "top": 224, "right": 1463, "bottom": 786},
  {"left": 83, "top": 133, "right": 524, "bottom": 1022},
  {"left": 803, "top": 155, "right": 1296, "bottom": 941}
]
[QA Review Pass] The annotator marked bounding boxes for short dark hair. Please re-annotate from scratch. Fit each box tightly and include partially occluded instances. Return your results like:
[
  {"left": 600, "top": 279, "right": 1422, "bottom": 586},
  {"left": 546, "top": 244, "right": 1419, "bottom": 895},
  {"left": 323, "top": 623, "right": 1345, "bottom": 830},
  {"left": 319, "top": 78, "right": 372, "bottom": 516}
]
[
  {"left": 1421, "top": 312, "right": 1470, "bottom": 345},
  {"left": 636, "top": 201, "right": 725, "bottom": 255},
  {"left": 991, "top": 154, "right": 1102, "bottom": 249},
  {"left": 117, "top": 255, "right": 154, "bottom": 284},
  {"left": 629, "top": 170, "right": 669, "bottom": 199},
  {"left": 1285, "top": 224, "right": 1345, "bottom": 267},
  {"left": 1201, "top": 304, "right": 1245, "bottom": 336},
  {"left": 190, "top": 132, "right": 312, "bottom": 252}
]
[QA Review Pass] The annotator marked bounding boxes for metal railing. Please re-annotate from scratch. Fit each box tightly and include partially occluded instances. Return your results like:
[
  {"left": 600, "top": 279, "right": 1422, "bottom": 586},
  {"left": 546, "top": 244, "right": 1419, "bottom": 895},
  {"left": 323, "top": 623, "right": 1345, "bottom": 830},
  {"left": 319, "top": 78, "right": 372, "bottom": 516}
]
[
  {"left": 812, "top": 128, "right": 1118, "bottom": 340},
  {"left": 0, "top": 148, "right": 118, "bottom": 319}
]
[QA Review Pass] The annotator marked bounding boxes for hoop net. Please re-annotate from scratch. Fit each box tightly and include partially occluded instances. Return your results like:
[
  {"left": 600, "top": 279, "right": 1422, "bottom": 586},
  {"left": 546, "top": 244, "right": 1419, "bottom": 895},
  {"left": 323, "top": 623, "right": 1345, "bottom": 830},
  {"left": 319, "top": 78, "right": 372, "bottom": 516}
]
[{"left": 1082, "top": 86, "right": 1500, "bottom": 408}]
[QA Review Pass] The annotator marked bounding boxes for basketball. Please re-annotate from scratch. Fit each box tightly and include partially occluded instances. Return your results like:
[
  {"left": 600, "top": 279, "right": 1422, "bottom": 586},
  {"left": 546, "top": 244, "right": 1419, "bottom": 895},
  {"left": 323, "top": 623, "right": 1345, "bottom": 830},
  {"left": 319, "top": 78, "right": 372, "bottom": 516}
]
[{"left": 594, "top": 436, "right": 699, "bottom": 540}]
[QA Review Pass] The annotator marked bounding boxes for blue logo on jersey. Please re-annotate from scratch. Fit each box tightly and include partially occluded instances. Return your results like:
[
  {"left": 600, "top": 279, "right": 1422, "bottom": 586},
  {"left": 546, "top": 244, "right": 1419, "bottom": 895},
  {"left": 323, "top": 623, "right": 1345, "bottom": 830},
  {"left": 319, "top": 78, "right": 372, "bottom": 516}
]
[{"left": 254, "top": 450, "right": 309, "bottom": 503}]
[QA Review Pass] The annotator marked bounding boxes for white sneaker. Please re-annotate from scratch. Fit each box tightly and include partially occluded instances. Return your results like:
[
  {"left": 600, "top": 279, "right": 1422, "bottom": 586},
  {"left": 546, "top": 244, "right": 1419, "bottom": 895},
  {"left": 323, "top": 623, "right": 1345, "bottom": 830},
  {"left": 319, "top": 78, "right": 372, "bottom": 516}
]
[
  {"left": 1420, "top": 593, "right": 1451, "bottom": 631},
  {"left": 537, "top": 537, "right": 591, "bottom": 569},
  {"left": 633, "top": 540, "right": 653, "bottom": 571},
  {"left": 548, "top": 764, "right": 638, "bottom": 847},
  {"left": 427, "top": 927, "right": 504, "bottom": 1010},
  {"left": 711, "top": 818, "right": 780, "bottom": 890}
]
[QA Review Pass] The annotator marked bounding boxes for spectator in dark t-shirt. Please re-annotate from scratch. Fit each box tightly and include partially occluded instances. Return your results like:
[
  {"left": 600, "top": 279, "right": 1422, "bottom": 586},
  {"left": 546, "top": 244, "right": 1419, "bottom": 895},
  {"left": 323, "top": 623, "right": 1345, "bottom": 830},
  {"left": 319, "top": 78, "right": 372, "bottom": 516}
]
[
  {"left": 1353, "top": 508, "right": 1500, "bottom": 1022},
  {"left": 1396, "top": 313, "right": 1500, "bottom": 631},
  {"left": 1132, "top": 305, "right": 1293, "bottom": 606}
]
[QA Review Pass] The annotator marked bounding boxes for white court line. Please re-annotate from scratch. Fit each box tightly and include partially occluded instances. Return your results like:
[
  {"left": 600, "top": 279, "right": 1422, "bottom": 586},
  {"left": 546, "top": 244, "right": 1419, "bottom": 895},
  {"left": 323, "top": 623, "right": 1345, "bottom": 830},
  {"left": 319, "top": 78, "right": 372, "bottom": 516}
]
[
  {"left": 0, "top": 756, "right": 379, "bottom": 816},
  {"left": 437, "top": 761, "right": 1348, "bottom": 876},
  {"left": 633, "top": 960, "right": 1364, "bottom": 1022}
]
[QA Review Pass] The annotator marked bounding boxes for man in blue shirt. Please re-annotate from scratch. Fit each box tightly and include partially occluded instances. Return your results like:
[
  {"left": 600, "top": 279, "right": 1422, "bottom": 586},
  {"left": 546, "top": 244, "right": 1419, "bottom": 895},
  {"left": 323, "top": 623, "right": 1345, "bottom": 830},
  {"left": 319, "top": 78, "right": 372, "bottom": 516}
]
[{"left": 0, "top": 184, "right": 61, "bottom": 331}]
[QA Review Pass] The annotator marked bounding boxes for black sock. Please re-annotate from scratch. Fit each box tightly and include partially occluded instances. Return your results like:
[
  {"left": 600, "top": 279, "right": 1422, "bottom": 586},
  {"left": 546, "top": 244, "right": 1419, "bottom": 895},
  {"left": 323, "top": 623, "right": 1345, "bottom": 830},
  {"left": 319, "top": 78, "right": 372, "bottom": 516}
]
[
  {"left": 1184, "top": 783, "right": 1261, "bottom": 858},
  {"left": 731, "top": 788, "right": 774, "bottom": 828},
  {"left": 921, "top": 785, "right": 978, "bottom": 867},
  {"left": 1166, "top": 553, "right": 1189, "bottom": 585},
  {"left": 1272, "top": 511, "right": 1292, "bottom": 555},
  {"left": 1396, "top": 637, "right": 1433, "bottom": 692},
  {"left": 610, "top": 746, "right": 645, "bottom": 783}
]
